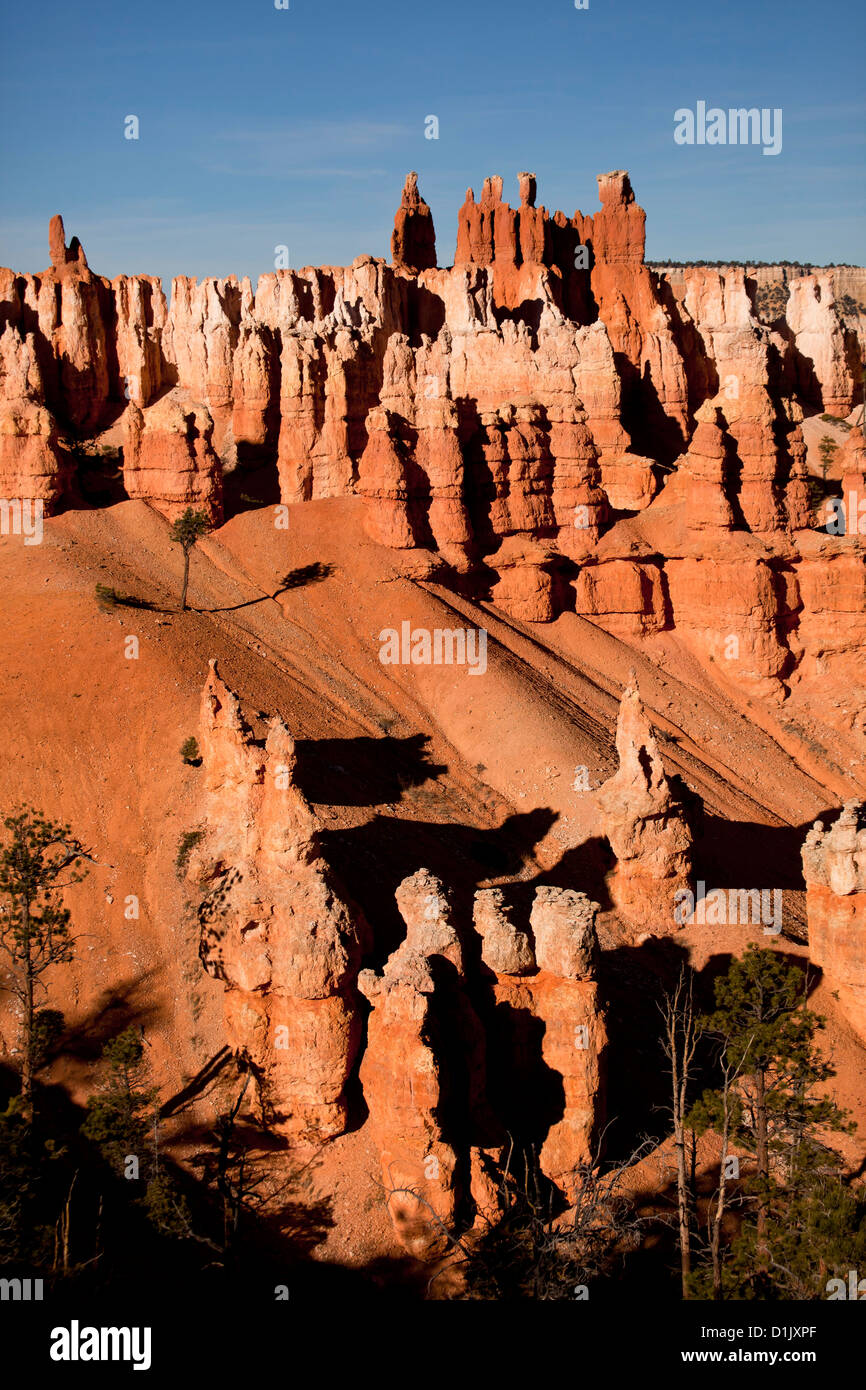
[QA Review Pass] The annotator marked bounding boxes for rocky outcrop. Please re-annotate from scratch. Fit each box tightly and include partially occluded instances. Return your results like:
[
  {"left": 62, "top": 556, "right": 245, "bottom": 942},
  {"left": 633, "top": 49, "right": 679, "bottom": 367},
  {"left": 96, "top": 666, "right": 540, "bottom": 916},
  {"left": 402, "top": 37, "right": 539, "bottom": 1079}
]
[
  {"left": 358, "top": 871, "right": 608, "bottom": 1253},
  {"left": 597, "top": 680, "right": 697, "bottom": 932},
  {"left": 802, "top": 803, "right": 866, "bottom": 1042},
  {"left": 358, "top": 869, "right": 502, "bottom": 1257},
  {"left": 1, "top": 174, "right": 864, "bottom": 707},
  {"left": 123, "top": 390, "right": 224, "bottom": 522},
  {"left": 786, "top": 274, "right": 860, "bottom": 416},
  {"left": 391, "top": 172, "right": 437, "bottom": 274},
  {"left": 191, "top": 661, "right": 368, "bottom": 1140},
  {"left": 476, "top": 885, "right": 607, "bottom": 1203}
]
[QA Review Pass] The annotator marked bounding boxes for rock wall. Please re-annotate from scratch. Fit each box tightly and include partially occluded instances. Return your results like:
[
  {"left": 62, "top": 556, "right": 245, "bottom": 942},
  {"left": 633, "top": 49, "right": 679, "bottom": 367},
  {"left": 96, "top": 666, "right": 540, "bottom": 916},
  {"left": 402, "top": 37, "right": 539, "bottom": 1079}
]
[
  {"left": 1, "top": 173, "right": 864, "bottom": 701},
  {"left": 802, "top": 802, "right": 866, "bottom": 1043}
]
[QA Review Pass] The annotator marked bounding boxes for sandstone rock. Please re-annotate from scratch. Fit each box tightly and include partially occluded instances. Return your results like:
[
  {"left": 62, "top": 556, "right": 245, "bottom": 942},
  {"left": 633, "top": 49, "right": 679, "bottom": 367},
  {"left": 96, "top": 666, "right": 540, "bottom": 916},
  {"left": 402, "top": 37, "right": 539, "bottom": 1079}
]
[
  {"left": 670, "top": 401, "right": 736, "bottom": 530},
  {"left": 802, "top": 803, "right": 866, "bottom": 1042},
  {"left": 530, "top": 886, "right": 599, "bottom": 977},
  {"left": 488, "top": 536, "right": 559, "bottom": 622},
  {"left": 193, "top": 662, "right": 366, "bottom": 1140},
  {"left": 839, "top": 425, "right": 866, "bottom": 508},
  {"left": 0, "top": 395, "right": 72, "bottom": 511},
  {"left": 123, "top": 389, "right": 223, "bottom": 523},
  {"left": 359, "top": 868, "right": 502, "bottom": 1257},
  {"left": 787, "top": 274, "right": 860, "bottom": 415},
  {"left": 391, "top": 172, "right": 437, "bottom": 274},
  {"left": 478, "top": 885, "right": 607, "bottom": 1202},
  {"left": 597, "top": 679, "right": 697, "bottom": 931},
  {"left": 1, "top": 172, "right": 864, "bottom": 702},
  {"left": 473, "top": 888, "right": 535, "bottom": 975}
]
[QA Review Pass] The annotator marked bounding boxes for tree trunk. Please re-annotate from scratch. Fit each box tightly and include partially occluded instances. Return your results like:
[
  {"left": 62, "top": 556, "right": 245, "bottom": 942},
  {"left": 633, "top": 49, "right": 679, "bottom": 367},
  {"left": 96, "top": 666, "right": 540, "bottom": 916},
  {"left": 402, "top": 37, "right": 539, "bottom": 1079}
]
[
  {"left": 674, "top": 1080, "right": 691, "bottom": 1295},
  {"left": 712, "top": 1080, "right": 732, "bottom": 1299},
  {"left": 755, "top": 1068, "right": 769, "bottom": 1257},
  {"left": 180, "top": 548, "right": 191, "bottom": 611},
  {"left": 21, "top": 899, "right": 34, "bottom": 1118}
]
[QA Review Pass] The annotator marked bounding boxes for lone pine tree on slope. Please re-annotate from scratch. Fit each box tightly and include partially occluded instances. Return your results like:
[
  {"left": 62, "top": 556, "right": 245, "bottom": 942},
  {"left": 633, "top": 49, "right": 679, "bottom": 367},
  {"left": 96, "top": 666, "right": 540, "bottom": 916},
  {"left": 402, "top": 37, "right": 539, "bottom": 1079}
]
[{"left": 170, "top": 508, "right": 211, "bottom": 612}]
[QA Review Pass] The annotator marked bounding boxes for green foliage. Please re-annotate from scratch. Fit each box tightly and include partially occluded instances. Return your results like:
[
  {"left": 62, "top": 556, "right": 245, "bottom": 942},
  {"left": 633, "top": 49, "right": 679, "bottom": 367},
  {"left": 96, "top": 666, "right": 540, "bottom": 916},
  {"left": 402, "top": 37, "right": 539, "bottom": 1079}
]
[
  {"left": 180, "top": 736, "right": 201, "bottom": 766},
  {"left": 818, "top": 434, "right": 838, "bottom": 480},
  {"left": 169, "top": 508, "right": 211, "bottom": 553},
  {"left": 31, "top": 1008, "right": 65, "bottom": 1071},
  {"left": 169, "top": 506, "right": 211, "bottom": 610},
  {"left": 81, "top": 1027, "right": 158, "bottom": 1176},
  {"left": 0, "top": 809, "right": 88, "bottom": 1106},
  {"left": 175, "top": 829, "right": 204, "bottom": 875},
  {"left": 94, "top": 583, "right": 154, "bottom": 611},
  {"left": 689, "top": 946, "right": 849, "bottom": 1148},
  {"left": 686, "top": 946, "right": 854, "bottom": 1299},
  {"left": 0, "top": 1096, "right": 62, "bottom": 1264},
  {"left": 689, "top": 1155, "right": 866, "bottom": 1300},
  {"left": 141, "top": 1170, "right": 194, "bottom": 1240},
  {"left": 95, "top": 582, "right": 120, "bottom": 609}
]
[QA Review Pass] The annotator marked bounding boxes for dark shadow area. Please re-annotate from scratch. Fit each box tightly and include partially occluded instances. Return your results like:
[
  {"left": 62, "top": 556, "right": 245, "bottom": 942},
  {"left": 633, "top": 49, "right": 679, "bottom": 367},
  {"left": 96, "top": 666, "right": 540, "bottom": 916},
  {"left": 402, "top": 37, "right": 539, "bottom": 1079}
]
[
  {"left": 194, "top": 561, "right": 334, "bottom": 614},
  {"left": 319, "top": 807, "right": 558, "bottom": 967},
  {"left": 293, "top": 732, "right": 447, "bottom": 808},
  {"left": 57, "top": 970, "right": 165, "bottom": 1061},
  {"left": 74, "top": 446, "right": 130, "bottom": 508},
  {"left": 221, "top": 454, "right": 282, "bottom": 518},
  {"left": 159, "top": 1047, "right": 234, "bottom": 1119},
  {"left": 694, "top": 813, "right": 816, "bottom": 895},
  {"left": 616, "top": 352, "right": 686, "bottom": 466},
  {"left": 95, "top": 584, "right": 168, "bottom": 613},
  {"left": 493, "top": 297, "right": 545, "bottom": 345},
  {"left": 406, "top": 281, "right": 447, "bottom": 344}
]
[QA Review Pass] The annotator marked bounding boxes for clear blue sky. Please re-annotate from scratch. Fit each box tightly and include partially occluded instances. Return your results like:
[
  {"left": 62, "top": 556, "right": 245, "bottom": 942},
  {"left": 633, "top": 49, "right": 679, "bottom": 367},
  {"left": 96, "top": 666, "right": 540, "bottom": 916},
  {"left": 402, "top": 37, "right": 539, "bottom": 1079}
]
[{"left": 2, "top": 0, "right": 864, "bottom": 289}]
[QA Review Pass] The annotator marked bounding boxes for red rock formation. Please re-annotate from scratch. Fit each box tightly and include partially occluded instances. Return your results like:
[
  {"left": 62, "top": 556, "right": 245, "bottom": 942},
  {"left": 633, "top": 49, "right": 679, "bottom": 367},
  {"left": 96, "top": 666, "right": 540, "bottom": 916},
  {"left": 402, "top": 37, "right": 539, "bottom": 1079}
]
[
  {"left": 839, "top": 426, "right": 866, "bottom": 510},
  {"left": 391, "top": 172, "right": 437, "bottom": 274},
  {"left": 666, "top": 402, "right": 736, "bottom": 530},
  {"left": 785, "top": 425, "right": 814, "bottom": 531},
  {"left": 802, "top": 803, "right": 866, "bottom": 1042},
  {"left": 581, "top": 172, "right": 690, "bottom": 462},
  {"left": 124, "top": 391, "right": 224, "bottom": 523},
  {"left": 358, "top": 869, "right": 501, "bottom": 1256},
  {"left": 192, "top": 661, "right": 367, "bottom": 1140},
  {"left": 1, "top": 176, "right": 864, "bottom": 706},
  {"left": 787, "top": 274, "right": 860, "bottom": 415},
  {"left": 0, "top": 318, "right": 72, "bottom": 510},
  {"left": 473, "top": 888, "right": 535, "bottom": 975},
  {"left": 675, "top": 268, "right": 785, "bottom": 533},
  {"left": 597, "top": 679, "right": 697, "bottom": 931},
  {"left": 474, "top": 885, "right": 607, "bottom": 1202},
  {"left": 529, "top": 888, "right": 606, "bottom": 1200}
]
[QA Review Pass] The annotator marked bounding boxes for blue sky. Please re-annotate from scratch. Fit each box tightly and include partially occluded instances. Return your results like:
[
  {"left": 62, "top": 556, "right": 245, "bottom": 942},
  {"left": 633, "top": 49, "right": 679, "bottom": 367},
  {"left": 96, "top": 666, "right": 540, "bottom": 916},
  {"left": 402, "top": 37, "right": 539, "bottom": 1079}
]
[{"left": 2, "top": 0, "right": 864, "bottom": 289}]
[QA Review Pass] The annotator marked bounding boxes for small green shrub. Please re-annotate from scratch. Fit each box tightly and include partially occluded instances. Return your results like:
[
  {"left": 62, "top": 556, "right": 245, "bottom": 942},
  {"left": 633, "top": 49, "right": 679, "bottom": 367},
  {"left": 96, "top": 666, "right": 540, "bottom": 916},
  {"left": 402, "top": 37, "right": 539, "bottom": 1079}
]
[
  {"left": 176, "top": 829, "right": 204, "bottom": 875},
  {"left": 180, "top": 737, "right": 201, "bottom": 766}
]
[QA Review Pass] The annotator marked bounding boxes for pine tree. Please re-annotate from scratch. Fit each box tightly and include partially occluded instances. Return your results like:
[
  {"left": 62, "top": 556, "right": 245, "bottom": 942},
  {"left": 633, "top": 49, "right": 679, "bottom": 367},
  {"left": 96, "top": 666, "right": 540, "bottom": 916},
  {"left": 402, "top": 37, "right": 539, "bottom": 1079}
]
[
  {"left": 82, "top": 1027, "right": 157, "bottom": 1177},
  {"left": 0, "top": 809, "right": 90, "bottom": 1117},
  {"left": 818, "top": 435, "right": 837, "bottom": 482},
  {"left": 169, "top": 508, "right": 211, "bottom": 611},
  {"left": 687, "top": 945, "right": 854, "bottom": 1298}
]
